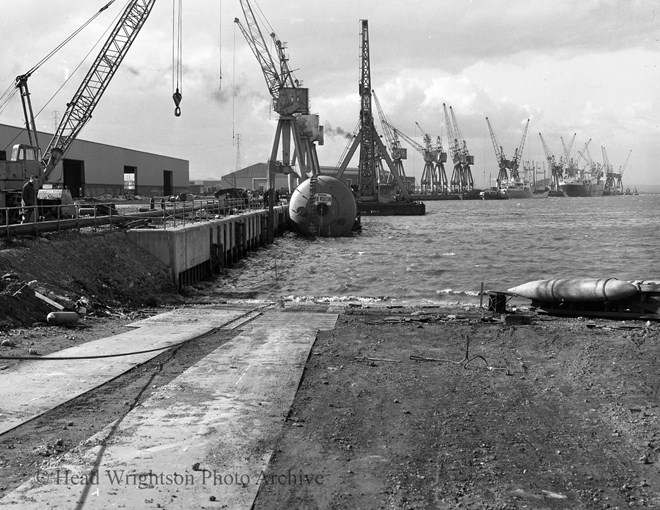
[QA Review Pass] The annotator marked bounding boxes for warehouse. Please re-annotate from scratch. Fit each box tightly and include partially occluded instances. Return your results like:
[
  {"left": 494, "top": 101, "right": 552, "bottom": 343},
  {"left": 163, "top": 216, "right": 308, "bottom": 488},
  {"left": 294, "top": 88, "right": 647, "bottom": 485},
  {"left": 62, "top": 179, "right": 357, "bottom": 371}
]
[
  {"left": 216, "top": 162, "right": 361, "bottom": 193},
  {"left": 0, "top": 123, "right": 189, "bottom": 199}
]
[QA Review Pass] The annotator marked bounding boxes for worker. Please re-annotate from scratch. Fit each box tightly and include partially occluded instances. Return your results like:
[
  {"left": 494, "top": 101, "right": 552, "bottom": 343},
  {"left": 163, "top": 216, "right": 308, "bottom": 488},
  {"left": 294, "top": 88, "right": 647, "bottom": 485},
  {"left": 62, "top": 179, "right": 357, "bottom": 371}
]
[{"left": 21, "top": 174, "right": 39, "bottom": 223}]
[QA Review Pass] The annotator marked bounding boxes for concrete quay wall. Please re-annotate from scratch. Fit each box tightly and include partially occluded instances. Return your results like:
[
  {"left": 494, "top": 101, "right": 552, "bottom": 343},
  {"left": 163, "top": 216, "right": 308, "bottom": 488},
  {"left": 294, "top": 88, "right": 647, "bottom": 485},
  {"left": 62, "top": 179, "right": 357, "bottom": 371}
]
[{"left": 126, "top": 206, "right": 289, "bottom": 288}]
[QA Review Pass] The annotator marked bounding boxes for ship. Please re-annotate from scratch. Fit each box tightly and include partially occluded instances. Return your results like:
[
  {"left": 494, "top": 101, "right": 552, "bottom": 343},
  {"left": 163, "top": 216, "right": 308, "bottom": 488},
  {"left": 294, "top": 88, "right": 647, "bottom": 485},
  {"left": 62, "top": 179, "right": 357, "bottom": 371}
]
[
  {"left": 500, "top": 178, "right": 550, "bottom": 199},
  {"left": 558, "top": 159, "right": 604, "bottom": 197},
  {"left": 559, "top": 178, "right": 604, "bottom": 197}
]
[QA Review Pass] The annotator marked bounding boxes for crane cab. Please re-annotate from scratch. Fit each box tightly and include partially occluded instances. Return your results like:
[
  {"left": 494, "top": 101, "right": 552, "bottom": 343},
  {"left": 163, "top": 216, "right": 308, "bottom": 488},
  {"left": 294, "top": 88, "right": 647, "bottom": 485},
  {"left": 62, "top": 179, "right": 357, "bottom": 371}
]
[{"left": 1, "top": 144, "right": 42, "bottom": 188}]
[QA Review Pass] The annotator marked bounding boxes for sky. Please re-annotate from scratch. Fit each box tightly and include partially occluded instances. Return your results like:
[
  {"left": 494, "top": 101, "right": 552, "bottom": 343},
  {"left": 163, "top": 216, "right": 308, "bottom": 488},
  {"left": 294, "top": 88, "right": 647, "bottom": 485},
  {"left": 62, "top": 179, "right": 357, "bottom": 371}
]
[{"left": 0, "top": 0, "right": 658, "bottom": 189}]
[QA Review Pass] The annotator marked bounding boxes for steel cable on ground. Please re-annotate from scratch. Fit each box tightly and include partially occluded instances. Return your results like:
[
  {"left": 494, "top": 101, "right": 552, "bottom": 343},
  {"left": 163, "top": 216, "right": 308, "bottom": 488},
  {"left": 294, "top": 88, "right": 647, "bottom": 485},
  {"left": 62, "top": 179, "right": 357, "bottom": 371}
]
[{"left": 0, "top": 306, "right": 269, "bottom": 361}]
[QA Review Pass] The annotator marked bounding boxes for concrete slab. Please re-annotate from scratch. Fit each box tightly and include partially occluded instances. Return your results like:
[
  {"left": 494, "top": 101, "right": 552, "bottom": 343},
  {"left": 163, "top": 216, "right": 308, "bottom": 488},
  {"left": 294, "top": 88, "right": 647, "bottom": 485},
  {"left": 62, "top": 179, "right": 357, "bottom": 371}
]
[
  {"left": 0, "top": 310, "right": 337, "bottom": 509},
  {"left": 0, "top": 308, "right": 254, "bottom": 435}
]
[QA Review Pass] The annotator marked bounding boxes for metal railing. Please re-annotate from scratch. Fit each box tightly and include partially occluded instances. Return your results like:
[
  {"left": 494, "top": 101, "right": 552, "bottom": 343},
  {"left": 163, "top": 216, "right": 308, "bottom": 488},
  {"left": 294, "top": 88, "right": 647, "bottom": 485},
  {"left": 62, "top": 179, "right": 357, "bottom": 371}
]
[{"left": 1, "top": 196, "right": 287, "bottom": 237}]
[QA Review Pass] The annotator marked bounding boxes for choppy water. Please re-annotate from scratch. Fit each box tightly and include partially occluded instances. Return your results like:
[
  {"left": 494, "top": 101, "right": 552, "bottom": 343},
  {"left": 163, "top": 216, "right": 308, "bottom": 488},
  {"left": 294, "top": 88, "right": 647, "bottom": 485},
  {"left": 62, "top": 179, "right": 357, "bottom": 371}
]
[{"left": 211, "top": 194, "right": 660, "bottom": 307}]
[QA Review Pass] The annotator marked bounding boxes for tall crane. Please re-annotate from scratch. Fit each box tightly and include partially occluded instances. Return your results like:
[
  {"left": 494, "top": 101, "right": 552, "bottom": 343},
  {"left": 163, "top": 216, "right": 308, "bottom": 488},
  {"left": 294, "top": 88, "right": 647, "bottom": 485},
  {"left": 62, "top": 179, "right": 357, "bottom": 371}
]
[
  {"left": 336, "top": 20, "right": 411, "bottom": 203},
  {"left": 415, "top": 122, "right": 447, "bottom": 194},
  {"left": 372, "top": 90, "right": 407, "bottom": 187},
  {"left": 386, "top": 122, "right": 439, "bottom": 193},
  {"left": 560, "top": 133, "right": 577, "bottom": 179},
  {"left": 235, "top": 0, "right": 322, "bottom": 189},
  {"left": 602, "top": 146, "right": 615, "bottom": 194},
  {"left": 616, "top": 149, "right": 632, "bottom": 193},
  {"left": 40, "top": 0, "right": 158, "bottom": 185},
  {"left": 539, "top": 133, "right": 563, "bottom": 191},
  {"left": 511, "top": 119, "right": 530, "bottom": 180},
  {"left": 443, "top": 104, "right": 474, "bottom": 193},
  {"left": 486, "top": 117, "right": 508, "bottom": 186},
  {"left": 1, "top": 0, "right": 158, "bottom": 219},
  {"left": 485, "top": 117, "right": 529, "bottom": 186}
]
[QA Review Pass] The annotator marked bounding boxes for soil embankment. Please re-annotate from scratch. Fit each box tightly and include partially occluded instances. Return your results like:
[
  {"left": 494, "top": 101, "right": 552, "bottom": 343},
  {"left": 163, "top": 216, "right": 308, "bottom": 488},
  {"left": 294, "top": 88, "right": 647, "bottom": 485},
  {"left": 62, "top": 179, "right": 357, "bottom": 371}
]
[{"left": 0, "top": 230, "right": 175, "bottom": 330}]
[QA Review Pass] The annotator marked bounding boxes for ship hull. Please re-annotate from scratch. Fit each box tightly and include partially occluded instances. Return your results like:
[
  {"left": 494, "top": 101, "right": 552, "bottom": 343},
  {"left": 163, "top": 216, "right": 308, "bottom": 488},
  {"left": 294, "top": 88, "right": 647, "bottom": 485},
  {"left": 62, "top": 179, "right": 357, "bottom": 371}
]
[
  {"left": 559, "top": 181, "right": 604, "bottom": 197},
  {"left": 504, "top": 188, "right": 533, "bottom": 199}
]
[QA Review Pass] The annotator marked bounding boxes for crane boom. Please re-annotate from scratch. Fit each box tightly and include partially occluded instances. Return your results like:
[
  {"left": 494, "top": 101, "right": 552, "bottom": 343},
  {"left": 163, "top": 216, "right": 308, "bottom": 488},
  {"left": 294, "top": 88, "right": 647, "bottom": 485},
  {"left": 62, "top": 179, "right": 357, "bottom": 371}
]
[
  {"left": 443, "top": 103, "right": 459, "bottom": 163},
  {"left": 373, "top": 90, "right": 405, "bottom": 161},
  {"left": 234, "top": 0, "right": 282, "bottom": 103},
  {"left": 485, "top": 117, "right": 505, "bottom": 167},
  {"left": 41, "top": 0, "right": 157, "bottom": 181},
  {"left": 512, "top": 119, "right": 530, "bottom": 172},
  {"left": 620, "top": 149, "right": 632, "bottom": 175},
  {"left": 389, "top": 123, "right": 428, "bottom": 158}
]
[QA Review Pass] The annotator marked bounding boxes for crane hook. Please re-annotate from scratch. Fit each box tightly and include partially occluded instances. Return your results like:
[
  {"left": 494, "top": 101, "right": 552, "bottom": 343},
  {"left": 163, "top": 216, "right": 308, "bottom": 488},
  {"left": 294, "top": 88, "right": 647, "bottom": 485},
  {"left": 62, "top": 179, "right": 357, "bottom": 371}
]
[{"left": 173, "top": 88, "right": 182, "bottom": 117}]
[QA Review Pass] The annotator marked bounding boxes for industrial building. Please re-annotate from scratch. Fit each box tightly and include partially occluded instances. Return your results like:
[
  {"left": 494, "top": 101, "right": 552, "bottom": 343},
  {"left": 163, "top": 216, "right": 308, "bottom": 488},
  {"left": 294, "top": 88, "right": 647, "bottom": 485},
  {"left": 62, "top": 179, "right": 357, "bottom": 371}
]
[
  {"left": 1, "top": 123, "right": 189, "bottom": 199},
  {"left": 212, "top": 163, "right": 361, "bottom": 192},
  {"left": 189, "top": 162, "right": 417, "bottom": 195}
]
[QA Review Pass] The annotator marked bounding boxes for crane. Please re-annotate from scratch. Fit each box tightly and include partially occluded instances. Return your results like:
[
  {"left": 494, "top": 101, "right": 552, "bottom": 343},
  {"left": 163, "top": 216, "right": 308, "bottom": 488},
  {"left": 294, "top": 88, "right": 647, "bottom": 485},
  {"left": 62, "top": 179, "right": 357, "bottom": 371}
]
[
  {"left": 616, "top": 149, "right": 632, "bottom": 193},
  {"left": 372, "top": 90, "right": 407, "bottom": 187},
  {"left": 511, "top": 119, "right": 530, "bottom": 180},
  {"left": 335, "top": 20, "right": 411, "bottom": 204},
  {"left": 539, "top": 133, "right": 563, "bottom": 191},
  {"left": 560, "top": 133, "right": 577, "bottom": 179},
  {"left": 1, "top": 0, "right": 158, "bottom": 221},
  {"left": 386, "top": 122, "right": 439, "bottom": 193},
  {"left": 486, "top": 117, "right": 530, "bottom": 190},
  {"left": 415, "top": 122, "right": 448, "bottom": 194},
  {"left": 602, "top": 146, "right": 616, "bottom": 194},
  {"left": 235, "top": 0, "right": 322, "bottom": 190},
  {"left": 486, "top": 117, "right": 508, "bottom": 186},
  {"left": 443, "top": 104, "right": 474, "bottom": 193}
]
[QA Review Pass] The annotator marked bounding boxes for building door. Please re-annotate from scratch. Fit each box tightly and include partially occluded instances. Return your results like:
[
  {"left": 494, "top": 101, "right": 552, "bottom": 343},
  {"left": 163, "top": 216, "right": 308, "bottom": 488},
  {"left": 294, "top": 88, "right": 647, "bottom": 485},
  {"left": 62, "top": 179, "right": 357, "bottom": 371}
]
[
  {"left": 163, "top": 170, "right": 173, "bottom": 196},
  {"left": 63, "top": 159, "right": 85, "bottom": 198},
  {"left": 124, "top": 166, "right": 137, "bottom": 196}
]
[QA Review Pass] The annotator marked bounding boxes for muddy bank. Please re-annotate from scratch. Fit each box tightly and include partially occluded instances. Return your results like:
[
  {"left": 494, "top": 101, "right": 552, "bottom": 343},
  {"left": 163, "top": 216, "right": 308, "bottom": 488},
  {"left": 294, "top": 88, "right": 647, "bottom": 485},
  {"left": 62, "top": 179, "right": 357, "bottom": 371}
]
[{"left": 0, "top": 230, "right": 176, "bottom": 329}]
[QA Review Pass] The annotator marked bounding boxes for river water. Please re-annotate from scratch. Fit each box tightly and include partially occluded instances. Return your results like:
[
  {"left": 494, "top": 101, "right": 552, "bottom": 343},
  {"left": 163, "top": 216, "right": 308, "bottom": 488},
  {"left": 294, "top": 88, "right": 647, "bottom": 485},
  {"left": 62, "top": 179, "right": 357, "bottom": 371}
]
[{"left": 210, "top": 194, "right": 660, "bottom": 307}]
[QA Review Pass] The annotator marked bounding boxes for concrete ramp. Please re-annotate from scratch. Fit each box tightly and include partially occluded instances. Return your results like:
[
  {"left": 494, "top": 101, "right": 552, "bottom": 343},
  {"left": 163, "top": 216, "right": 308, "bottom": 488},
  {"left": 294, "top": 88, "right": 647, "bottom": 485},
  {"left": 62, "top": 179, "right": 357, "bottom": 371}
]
[
  {"left": 0, "top": 307, "right": 254, "bottom": 435},
  {"left": 0, "top": 310, "right": 337, "bottom": 510}
]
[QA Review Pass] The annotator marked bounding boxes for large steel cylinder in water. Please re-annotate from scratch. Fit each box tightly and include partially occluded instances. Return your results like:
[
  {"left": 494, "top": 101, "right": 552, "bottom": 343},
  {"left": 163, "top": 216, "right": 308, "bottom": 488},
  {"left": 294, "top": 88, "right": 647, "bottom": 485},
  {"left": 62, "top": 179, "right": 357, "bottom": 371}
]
[{"left": 288, "top": 176, "right": 357, "bottom": 237}]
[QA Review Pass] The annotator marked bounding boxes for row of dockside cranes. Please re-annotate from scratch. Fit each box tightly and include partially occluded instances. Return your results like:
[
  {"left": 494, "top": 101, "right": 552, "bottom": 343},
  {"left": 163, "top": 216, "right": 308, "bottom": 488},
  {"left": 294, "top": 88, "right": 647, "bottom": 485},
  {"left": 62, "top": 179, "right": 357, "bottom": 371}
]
[{"left": 235, "top": 0, "right": 632, "bottom": 207}]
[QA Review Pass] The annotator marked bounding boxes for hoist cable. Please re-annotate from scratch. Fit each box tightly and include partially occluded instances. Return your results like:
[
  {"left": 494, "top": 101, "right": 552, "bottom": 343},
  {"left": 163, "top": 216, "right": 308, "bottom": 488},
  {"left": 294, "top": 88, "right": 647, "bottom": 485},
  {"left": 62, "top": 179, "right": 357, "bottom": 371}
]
[
  {"left": 24, "top": 1, "right": 117, "bottom": 79},
  {"left": 172, "top": 0, "right": 183, "bottom": 116},
  {"left": 0, "top": 1, "right": 116, "bottom": 119}
]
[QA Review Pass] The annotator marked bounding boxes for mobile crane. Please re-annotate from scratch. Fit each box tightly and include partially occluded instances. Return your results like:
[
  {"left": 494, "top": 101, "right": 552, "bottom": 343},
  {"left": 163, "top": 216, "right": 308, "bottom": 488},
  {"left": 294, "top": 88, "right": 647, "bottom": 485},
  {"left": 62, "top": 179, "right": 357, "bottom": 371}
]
[{"left": 1, "top": 0, "right": 157, "bottom": 223}]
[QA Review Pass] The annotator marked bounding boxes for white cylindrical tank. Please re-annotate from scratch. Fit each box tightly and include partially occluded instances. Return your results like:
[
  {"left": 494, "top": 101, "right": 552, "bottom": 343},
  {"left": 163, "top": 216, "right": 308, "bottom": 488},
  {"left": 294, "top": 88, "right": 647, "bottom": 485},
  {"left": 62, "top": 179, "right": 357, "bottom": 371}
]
[
  {"left": 508, "top": 278, "right": 639, "bottom": 302},
  {"left": 288, "top": 176, "right": 357, "bottom": 237}
]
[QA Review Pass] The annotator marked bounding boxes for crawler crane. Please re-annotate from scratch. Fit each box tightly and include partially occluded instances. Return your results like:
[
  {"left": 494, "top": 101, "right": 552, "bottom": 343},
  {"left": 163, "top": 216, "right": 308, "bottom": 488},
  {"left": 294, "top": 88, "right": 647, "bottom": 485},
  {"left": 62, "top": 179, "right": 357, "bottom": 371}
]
[{"left": 1, "top": 0, "right": 158, "bottom": 223}]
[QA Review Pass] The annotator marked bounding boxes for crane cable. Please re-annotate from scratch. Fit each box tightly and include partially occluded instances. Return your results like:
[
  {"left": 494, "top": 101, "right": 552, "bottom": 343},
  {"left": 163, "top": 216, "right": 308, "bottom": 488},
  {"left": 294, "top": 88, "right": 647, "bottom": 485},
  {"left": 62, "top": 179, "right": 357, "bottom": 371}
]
[
  {"left": 0, "top": 1, "right": 117, "bottom": 118},
  {"left": 172, "top": 0, "right": 183, "bottom": 117}
]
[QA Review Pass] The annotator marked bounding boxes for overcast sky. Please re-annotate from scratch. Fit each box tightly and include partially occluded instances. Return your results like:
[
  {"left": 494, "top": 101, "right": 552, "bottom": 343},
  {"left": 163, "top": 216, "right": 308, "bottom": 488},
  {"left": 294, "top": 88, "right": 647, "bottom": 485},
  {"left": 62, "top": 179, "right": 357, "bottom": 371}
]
[{"left": 1, "top": 0, "right": 658, "bottom": 188}]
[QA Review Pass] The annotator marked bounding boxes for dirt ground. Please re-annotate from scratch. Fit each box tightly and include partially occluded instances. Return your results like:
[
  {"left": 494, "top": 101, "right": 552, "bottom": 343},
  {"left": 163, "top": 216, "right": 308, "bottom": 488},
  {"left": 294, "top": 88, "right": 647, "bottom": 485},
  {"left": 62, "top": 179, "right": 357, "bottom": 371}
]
[
  {"left": 254, "top": 307, "right": 660, "bottom": 509},
  {"left": 0, "top": 231, "right": 659, "bottom": 508}
]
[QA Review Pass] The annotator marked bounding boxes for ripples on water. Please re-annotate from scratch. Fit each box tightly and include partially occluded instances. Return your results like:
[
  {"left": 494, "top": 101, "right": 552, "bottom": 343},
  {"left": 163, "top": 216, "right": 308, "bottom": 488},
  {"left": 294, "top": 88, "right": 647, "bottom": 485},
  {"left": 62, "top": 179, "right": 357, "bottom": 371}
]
[{"left": 211, "top": 194, "right": 660, "bottom": 306}]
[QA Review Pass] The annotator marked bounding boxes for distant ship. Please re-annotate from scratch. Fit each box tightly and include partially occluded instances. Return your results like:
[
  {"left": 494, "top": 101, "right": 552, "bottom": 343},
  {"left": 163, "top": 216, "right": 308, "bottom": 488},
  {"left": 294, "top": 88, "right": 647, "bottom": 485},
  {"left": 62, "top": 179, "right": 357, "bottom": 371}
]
[
  {"left": 559, "top": 178, "right": 604, "bottom": 197},
  {"left": 501, "top": 177, "right": 549, "bottom": 199}
]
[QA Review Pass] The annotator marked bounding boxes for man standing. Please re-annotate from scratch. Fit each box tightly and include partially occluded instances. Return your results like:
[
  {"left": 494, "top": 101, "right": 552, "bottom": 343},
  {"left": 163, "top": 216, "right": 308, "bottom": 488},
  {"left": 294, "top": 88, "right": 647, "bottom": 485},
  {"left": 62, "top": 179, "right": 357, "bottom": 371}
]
[{"left": 21, "top": 174, "right": 38, "bottom": 223}]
